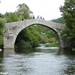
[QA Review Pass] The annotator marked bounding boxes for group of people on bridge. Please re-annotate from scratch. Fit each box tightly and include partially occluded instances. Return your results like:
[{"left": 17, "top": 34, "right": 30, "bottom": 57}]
[
  {"left": 22, "top": 15, "right": 45, "bottom": 21},
  {"left": 33, "top": 15, "right": 45, "bottom": 20}
]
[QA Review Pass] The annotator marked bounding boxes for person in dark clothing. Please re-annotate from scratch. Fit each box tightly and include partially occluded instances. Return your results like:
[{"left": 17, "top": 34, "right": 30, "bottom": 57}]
[
  {"left": 22, "top": 17, "right": 24, "bottom": 21},
  {"left": 33, "top": 16, "right": 35, "bottom": 19}
]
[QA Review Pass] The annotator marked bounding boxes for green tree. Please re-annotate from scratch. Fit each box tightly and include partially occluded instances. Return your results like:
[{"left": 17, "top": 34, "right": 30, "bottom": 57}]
[
  {"left": 16, "top": 3, "right": 33, "bottom": 19},
  {"left": 52, "top": 17, "right": 65, "bottom": 24},
  {"left": 15, "top": 25, "right": 41, "bottom": 50},
  {"left": 4, "top": 3, "right": 33, "bottom": 23},
  {"left": 35, "top": 25, "right": 58, "bottom": 43},
  {"left": 0, "top": 18, "right": 6, "bottom": 48},
  {"left": 60, "top": 0, "right": 75, "bottom": 49},
  {"left": 0, "top": 13, "right": 4, "bottom": 18},
  {"left": 5, "top": 12, "right": 19, "bottom": 22},
  {"left": 0, "top": 18, "right": 6, "bottom": 37}
]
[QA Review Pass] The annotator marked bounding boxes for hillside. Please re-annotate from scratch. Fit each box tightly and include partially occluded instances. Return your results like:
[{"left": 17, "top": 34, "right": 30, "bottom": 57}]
[{"left": 51, "top": 17, "right": 64, "bottom": 24}]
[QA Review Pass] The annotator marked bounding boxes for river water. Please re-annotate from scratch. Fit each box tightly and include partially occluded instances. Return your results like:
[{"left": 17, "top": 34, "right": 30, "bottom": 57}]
[{"left": 0, "top": 47, "right": 75, "bottom": 75}]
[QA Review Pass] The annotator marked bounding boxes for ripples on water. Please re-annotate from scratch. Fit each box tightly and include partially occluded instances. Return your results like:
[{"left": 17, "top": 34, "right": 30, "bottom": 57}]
[{"left": 0, "top": 48, "right": 75, "bottom": 75}]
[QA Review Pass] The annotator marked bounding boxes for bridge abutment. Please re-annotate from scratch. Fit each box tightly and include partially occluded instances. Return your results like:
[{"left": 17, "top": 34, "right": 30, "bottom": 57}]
[{"left": 4, "top": 34, "right": 15, "bottom": 49}]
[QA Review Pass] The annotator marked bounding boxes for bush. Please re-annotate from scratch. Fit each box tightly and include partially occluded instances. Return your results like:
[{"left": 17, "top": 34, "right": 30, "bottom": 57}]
[
  {"left": 0, "top": 18, "right": 6, "bottom": 28},
  {"left": 15, "top": 40, "right": 32, "bottom": 52},
  {"left": 45, "top": 43, "right": 59, "bottom": 47}
]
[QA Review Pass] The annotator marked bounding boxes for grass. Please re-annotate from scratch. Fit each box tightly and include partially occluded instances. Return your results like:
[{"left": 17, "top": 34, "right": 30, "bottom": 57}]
[
  {"left": 45, "top": 43, "right": 59, "bottom": 47},
  {"left": 72, "top": 48, "right": 75, "bottom": 51}
]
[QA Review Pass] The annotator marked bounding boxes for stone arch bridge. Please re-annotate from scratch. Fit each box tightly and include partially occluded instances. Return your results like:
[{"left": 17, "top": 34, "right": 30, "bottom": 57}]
[{"left": 4, "top": 19, "right": 65, "bottom": 50}]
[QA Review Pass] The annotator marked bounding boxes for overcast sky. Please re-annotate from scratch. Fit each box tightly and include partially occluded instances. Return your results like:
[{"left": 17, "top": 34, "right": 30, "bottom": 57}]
[{"left": 0, "top": 0, "right": 64, "bottom": 20}]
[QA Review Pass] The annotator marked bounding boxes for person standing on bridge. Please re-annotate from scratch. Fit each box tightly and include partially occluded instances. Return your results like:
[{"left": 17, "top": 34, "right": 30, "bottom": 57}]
[
  {"left": 22, "top": 17, "right": 24, "bottom": 21},
  {"left": 37, "top": 15, "right": 40, "bottom": 19},
  {"left": 33, "top": 16, "right": 35, "bottom": 19}
]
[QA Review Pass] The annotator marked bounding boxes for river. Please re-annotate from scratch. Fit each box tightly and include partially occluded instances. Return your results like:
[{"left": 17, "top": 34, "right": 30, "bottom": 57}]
[{"left": 0, "top": 46, "right": 75, "bottom": 75}]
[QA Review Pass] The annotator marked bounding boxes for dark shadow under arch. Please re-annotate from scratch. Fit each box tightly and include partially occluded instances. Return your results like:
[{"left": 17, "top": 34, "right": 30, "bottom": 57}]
[{"left": 15, "top": 24, "right": 60, "bottom": 53}]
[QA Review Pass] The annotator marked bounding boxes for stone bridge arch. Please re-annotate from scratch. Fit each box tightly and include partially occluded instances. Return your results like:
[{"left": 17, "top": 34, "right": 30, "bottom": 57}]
[{"left": 4, "top": 19, "right": 64, "bottom": 49}]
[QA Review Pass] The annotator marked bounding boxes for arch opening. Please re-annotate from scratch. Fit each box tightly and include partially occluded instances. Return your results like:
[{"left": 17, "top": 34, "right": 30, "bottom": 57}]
[{"left": 14, "top": 24, "right": 60, "bottom": 53}]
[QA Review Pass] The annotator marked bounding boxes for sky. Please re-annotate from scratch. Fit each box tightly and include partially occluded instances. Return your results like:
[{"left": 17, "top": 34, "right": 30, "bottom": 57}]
[{"left": 0, "top": 0, "right": 64, "bottom": 20}]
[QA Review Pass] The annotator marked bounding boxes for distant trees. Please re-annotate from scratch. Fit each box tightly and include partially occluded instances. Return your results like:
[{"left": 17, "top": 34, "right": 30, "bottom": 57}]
[
  {"left": 5, "top": 12, "right": 19, "bottom": 22},
  {"left": 52, "top": 17, "right": 64, "bottom": 24},
  {"left": 60, "top": 0, "right": 75, "bottom": 49},
  {"left": 35, "top": 25, "right": 58, "bottom": 44},
  {"left": 4, "top": 3, "right": 33, "bottom": 23}
]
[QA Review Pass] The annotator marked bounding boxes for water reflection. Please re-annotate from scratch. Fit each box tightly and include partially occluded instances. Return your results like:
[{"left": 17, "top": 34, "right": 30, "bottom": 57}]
[
  {"left": 0, "top": 51, "right": 4, "bottom": 74},
  {"left": 0, "top": 51, "right": 3, "bottom": 58},
  {"left": 64, "top": 55, "right": 75, "bottom": 75},
  {"left": 0, "top": 48, "right": 75, "bottom": 75},
  {"left": 3, "top": 49, "right": 15, "bottom": 57}
]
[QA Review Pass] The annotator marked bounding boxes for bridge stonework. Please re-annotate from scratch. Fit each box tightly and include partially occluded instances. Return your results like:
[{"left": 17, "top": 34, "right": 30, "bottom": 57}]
[{"left": 4, "top": 19, "right": 64, "bottom": 50}]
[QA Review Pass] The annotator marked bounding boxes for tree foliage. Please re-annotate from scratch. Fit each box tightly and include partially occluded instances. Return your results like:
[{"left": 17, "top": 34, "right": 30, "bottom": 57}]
[
  {"left": 0, "top": 18, "right": 6, "bottom": 48},
  {"left": 15, "top": 25, "right": 41, "bottom": 51},
  {"left": 35, "top": 25, "right": 58, "bottom": 43},
  {"left": 5, "top": 12, "right": 19, "bottom": 22},
  {"left": 4, "top": 3, "right": 33, "bottom": 23},
  {"left": 60, "top": 0, "right": 75, "bottom": 48},
  {"left": 16, "top": 3, "right": 33, "bottom": 19},
  {"left": 52, "top": 17, "right": 65, "bottom": 24}
]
